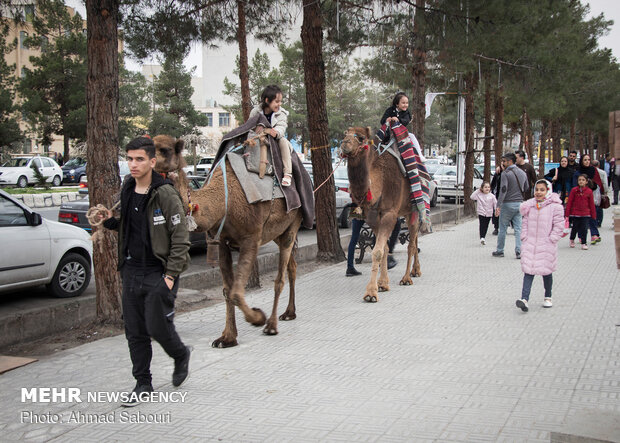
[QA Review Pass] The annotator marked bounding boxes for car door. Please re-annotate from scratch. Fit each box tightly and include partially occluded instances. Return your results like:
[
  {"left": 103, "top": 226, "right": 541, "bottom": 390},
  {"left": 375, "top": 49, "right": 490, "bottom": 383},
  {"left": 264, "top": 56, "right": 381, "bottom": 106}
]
[
  {"left": 41, "top": 158, "right": 56, "bottom": 182},
  {"left": 28, "top": 157, "right": 43, "bottom": 182},
  {"left": 0, "top": 194, "right": 51, "bottom": 287}
]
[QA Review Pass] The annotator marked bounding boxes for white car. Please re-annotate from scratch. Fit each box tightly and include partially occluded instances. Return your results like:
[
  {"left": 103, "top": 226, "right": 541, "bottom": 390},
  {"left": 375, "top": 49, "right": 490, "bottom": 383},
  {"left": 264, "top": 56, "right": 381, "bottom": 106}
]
[
  {"left": 0, "top": 156, "right": 64, "bottom": 188},
  {"left": 0, "top": 189, "right": 92, "bottom": 298},
  {"left": 433, "top": 165, "right": 483, "bottom": 199}
]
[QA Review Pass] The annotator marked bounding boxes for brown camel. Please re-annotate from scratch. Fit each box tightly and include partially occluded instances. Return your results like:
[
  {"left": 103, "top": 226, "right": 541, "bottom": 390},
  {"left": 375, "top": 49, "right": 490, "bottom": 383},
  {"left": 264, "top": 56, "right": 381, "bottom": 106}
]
[
  {"left": 153, "top": 134, "right": 302, "bottom": 347},
  {"left": 338, "top": 127, "right": 421, "bottom": 303}
]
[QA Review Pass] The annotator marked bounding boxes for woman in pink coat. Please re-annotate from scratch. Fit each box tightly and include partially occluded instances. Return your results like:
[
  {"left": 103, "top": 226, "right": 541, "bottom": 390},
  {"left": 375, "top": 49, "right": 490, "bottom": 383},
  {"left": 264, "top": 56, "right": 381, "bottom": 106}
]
[{"left": 515, "top": 180, "right": 565, "bottom": 312}]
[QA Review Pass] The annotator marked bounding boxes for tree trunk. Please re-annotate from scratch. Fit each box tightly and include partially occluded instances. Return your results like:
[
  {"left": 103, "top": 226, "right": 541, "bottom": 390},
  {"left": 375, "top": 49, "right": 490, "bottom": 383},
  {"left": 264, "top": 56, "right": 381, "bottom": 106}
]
[
  {"left": 493, "top": 86, "right": 504, "bottom": 162},
  {"left": 237, "top": 0, "right": 251, "bottom": 121},
  {"left": 63, "top": 134, "right": 70, "bottom": 163},
  {"left": 522, "top": 106, "right": 534, "bottom": 163},
  {"left": 86, "top": 0, "right": 122, "bottom": 323},
  {"left": 411, "top": 0, "right": 426, "bottom": 155},
  {"left": 579, "top": 127, "right": 585, "bottom": 157},
  {"left": 483, "top": 77, "right": 492, "bottom": 182},
  {"left": 463, "top": 74, "right": 477, "bottom": 216},
  {"left": 569, "top": 119, "right": 576, "bottom": 152},
  {"left": 552, "top": 120, "right": 561, "bottom": 162},
  {"left": 301, "top": 0, "right": 344, "bottom": 262},
  {"left": 539, "top": 119, "right": 548, "bottom": 178}
]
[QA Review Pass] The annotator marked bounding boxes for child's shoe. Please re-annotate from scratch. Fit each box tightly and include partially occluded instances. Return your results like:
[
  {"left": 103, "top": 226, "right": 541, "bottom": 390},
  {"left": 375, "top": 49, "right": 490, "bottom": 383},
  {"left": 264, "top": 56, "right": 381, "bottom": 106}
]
[
  {"left": 591, "top": 235, "right": 600, "bottom": 244},
  {"left": 480, "top": 238, "right": 486, "bottom": 245},
  {"left": 281, "top": 173, "right": 292, "bottom": 187},
  {"left": 569, "top": 240, "right": 575, "bottom": 248},
  {"left": 581, "top": 244, "right": 589, "bottom": 250},
  {"left": 516, "top": 299, "right": 529, "bottom": 312},
  {"left": 543, "top": 298, "right": 553, "bottom": 308}
]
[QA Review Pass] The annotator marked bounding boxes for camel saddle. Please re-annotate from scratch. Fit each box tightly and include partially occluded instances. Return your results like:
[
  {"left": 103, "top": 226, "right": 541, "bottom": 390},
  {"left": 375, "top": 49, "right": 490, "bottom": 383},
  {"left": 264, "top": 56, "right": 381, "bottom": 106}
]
[{"left": 213, "top": 114, "right": 315, "bottom": 229}]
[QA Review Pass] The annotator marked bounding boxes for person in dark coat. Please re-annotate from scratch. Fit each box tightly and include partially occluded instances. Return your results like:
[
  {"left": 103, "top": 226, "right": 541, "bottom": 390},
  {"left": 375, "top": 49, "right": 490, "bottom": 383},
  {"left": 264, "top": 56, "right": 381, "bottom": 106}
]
[
  {"left": 515, "top": 150, "right": 537, "bottom": 200},
  {"left": 378, "top": 92, "right": 412, "bottom": 143},
  {"left": 571, "top": 154, "right": 603, "bottom": 244},
  {"left": 544, "top": 156, "right": 573, "bottom": 204}
]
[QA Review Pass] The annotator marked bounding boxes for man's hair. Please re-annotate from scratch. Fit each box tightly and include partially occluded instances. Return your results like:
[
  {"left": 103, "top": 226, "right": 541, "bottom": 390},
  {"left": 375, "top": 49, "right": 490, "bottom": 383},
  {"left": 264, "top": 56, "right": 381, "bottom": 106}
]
[
  {"left": 260, "top": 85, "right": 282, "bottom": 111},
  {"left": 569, "top": 150, "right": 578, "bottom": 155},
  {"left": 502, "top": 152, "right": 517, "bottom": 164},
  {"left": 515, "top": 150, "right": 526, "bottom": 159},
  {"left": 592, "top": 159, "right": 599, "bottom": 167},
  {"left": 392, "top": 92, "right": 409, "bottom": 108},
  {"left": 125, "top": 136, "right": 155, "bottom": 159}
]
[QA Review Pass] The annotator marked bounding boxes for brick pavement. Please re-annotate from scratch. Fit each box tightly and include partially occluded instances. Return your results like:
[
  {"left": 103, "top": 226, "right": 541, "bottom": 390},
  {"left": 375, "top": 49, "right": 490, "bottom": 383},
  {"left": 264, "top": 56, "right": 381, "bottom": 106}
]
[{"left": 0, "top": 209, "right": 618, "bottom": 442}]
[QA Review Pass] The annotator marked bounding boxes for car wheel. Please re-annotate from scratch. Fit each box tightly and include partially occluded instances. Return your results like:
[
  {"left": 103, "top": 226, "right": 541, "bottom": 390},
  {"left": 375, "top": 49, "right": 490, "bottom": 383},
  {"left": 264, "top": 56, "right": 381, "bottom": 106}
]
[
  {"left": 52, "top": 175, "right": 62, "bottom": 187},
  {"left": 430, "top": 189, "right": 438, "bottom": 207},
  {"left": 47, "top": 253, "right": 91, "bottom": 298},
  {"left": 17, "top": 175, "right": 28, "bottom": 188},
  {"left": 339, "top": 206, "right": 351, "bottom": 228}
]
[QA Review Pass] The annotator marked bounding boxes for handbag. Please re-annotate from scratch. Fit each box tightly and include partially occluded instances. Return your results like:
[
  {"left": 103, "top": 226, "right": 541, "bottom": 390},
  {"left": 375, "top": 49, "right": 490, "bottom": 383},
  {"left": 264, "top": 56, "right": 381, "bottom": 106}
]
[
  {"left": 592, "top": 186, "right": 601, "bottom": 206},
  {"left": 600, "top": 194, "right": 610, "bottom": 209},
  {"left": 561, "top": 217, "right": 570, "bottom": 238}
]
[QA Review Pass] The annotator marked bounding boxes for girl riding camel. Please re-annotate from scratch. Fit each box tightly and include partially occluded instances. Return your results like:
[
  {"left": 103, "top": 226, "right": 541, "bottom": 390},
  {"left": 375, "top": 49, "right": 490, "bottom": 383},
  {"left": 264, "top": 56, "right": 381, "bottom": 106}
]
[{"left": 249, "top": 85, "right": 294, "bottom": 187}]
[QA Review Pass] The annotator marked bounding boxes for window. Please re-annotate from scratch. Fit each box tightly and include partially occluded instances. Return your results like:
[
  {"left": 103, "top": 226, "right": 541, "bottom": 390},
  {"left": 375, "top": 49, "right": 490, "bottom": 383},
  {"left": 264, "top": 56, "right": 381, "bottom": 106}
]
[
  {"left": 20, "top": 31, "right": 28, "bottom": 49},
  {"left": 31, "top": 158, "right": 42, "bottom": 169},
  {"left": 20, "top": 67, "right": 27, "bottom": 78},
  {"left": 24, "top": 5, "right": 35, "bottom": 22},
  {"left": 204, "top": 112, "right": 213, "bottom": 127},
  {"left": 41, "top": 158, "right": 53, "bottom": 167},
  {"left": 40, "top": 36, "right": 49, "bottom": 53},
  {"left": 218, "top": 112, "right": 230, "bottom": 127},
  {"left": 0, "top": 196, "right": 28, "bottom": 226}
]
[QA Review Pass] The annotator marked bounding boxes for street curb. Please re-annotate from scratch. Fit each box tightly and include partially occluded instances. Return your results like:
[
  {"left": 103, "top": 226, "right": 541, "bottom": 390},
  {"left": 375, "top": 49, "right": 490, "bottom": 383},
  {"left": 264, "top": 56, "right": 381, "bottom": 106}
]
[
  {"left": 0, "top": 206, "right": 465, "bottom": 349},
  {"left": 10, "top": 191, "right": 81, "bottom": 208}
]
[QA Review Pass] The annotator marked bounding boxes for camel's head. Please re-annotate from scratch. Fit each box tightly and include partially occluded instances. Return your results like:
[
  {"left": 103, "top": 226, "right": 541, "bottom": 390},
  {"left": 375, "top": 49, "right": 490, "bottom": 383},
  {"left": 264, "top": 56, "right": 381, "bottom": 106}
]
[
  {"left": 153, "top": 135, "right": 186, "bottom": 174},
  {"left": 339, "top": 127, "right": 373, "bottom": 158}
]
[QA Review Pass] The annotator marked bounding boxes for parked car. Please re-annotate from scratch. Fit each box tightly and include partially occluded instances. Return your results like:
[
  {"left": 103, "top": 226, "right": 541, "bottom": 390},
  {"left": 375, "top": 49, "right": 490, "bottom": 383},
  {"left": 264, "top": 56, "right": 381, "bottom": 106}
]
[
  {"left": 0, "top": 155, "right": 63, "bottom": 188},
  {"left": 61, "top": 157, "right": 87, "bottom": 184},
  {"left": 195, "top": 157, "right": 216, "bottom": 176},
  {"left": 424, "top": 158, "right": 443, "bottom": 175},
  {"left": 59, "top": 175, "right": 208, "bottom": 248},
  {"left": 302, "top": 161, "right": 353, "bottom": 228},
  {"left": 0, "top": 189, "right": 92, "bottom": 298},
  {"left": 432, "top": 165, "right": 483, "bottom": 200},
  {"left": 78, "top": 160, "right": 130, "bottom": 195}
]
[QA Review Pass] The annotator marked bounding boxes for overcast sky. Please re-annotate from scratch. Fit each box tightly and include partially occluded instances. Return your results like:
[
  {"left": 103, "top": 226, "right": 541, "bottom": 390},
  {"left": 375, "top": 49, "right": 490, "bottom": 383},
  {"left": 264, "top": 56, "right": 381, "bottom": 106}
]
[{"left": 67, "top": 1, "right": 619, "bottom": 79}]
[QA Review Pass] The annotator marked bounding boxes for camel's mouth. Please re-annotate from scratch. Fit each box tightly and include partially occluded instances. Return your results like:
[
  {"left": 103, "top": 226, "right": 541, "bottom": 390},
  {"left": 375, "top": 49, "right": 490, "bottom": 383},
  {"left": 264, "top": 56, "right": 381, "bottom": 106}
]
[{"left": 339, "top": 133, "right": 367, "bottom": 157}]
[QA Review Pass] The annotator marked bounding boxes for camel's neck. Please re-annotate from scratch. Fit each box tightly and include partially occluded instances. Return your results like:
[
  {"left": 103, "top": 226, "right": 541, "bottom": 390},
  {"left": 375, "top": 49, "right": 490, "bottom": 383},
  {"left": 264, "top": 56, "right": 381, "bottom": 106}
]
[
  {"left": 346, "top": 147, "right": 375, "bottom": 206},
  {"left": 172, "top": 170, "right": 225, "bottom": 233}
]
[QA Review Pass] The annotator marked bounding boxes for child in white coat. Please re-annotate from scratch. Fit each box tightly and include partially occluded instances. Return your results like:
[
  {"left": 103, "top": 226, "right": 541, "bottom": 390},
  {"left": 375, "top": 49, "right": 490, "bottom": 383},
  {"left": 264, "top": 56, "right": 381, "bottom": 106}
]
[
  {"left": 470, "top": 182, "right": 497, "bottom": 245},
  {"left": 249, "top": 85, "right": 293, "bottom": 186}
]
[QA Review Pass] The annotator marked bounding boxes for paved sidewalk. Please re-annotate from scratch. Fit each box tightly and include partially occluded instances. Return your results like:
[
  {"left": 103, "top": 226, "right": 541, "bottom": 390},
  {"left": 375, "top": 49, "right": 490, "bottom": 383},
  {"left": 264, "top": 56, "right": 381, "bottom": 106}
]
[{"left": 1, "top": 210, "right": 618, "bottom": 442}]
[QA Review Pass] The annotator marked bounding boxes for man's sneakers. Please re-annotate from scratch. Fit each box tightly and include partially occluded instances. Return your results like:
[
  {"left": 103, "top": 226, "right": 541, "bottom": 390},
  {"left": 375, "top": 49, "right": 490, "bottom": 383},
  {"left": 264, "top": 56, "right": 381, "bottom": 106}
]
[
  {"left": 387, "top": 255, "right": 398, "bottom": 270},
  {"left": 582, "top": 244, "right": 589, "bottom": 250},
  {"left": 516, "top": 299, "right": 529, "bottom": 312},
  {"left": 492, "top": 251, "right": 504, "bottom": 257},
  {"left": 591, "top": 235, "right": 601, "bottom": 244},
  {"left": 480, "top": 238, "right": 486, "bottom": 245},
  {"left": 543, "top": 298, "right": 553, "bottom": 308},
  {"left": 172, "top": 346, "right": 192, "bottom": 388},
  {"left": 515, "top": 252, "right": 521, "bottom": 259},
  {"left": 346, "top": 267, "right": 362, "bottom": 277},
  {"left": 122, "top": 383, "right": 154, "bottom": 407}
]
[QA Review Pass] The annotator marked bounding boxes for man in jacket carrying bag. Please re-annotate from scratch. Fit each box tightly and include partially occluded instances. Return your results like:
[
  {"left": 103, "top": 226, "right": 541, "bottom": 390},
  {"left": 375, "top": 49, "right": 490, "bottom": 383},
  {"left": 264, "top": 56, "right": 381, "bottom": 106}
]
[{"left": 102, "top": 136, "right": 192, "bottom": 406}]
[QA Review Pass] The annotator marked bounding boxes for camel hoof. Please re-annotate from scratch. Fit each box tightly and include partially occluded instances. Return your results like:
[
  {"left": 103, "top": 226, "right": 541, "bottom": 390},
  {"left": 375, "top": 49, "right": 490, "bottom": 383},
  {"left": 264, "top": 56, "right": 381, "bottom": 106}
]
[
  {"left": 400, "top": 278, "right": 413, "bottom": 286},
  {"left": 211, "top": 337, "right": 238, "bottom": 348},
  {"left": 378, "top": 285, "right": 390, "bottom": 292},
  {"left": 279, "top": 312, "right": 296, "bottom": 321},
  {"left": 363, "top": 295, "right": 378, "bottom": 303},
  {"left": 263, "top": 326, "right": 279, "bottom": 335},
  {"left": 410, "top": 271, "right": 422, "bottom": 278},
  {"left": 250, "top": 307, "right": 267, "bottom": 326}
]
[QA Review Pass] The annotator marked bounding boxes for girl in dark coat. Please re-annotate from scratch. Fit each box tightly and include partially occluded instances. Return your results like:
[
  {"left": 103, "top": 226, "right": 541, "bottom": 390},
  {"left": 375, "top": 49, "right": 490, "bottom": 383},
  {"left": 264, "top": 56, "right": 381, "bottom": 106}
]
[{"left": 378, "top": 92, "right": 412, "bottom": 143}]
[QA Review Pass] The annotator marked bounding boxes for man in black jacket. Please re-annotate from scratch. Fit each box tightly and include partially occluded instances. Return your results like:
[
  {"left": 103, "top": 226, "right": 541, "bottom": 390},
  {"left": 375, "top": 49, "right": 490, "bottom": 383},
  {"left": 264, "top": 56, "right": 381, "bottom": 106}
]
[{"left": 102, "top": 136, "right": 191, "bottom": 406}]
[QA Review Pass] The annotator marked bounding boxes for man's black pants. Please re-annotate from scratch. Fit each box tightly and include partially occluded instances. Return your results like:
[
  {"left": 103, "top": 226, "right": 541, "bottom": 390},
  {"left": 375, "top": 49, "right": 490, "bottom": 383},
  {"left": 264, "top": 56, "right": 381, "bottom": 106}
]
[{"left": 122, "top": 266, "right": 187, "bottom": 386}]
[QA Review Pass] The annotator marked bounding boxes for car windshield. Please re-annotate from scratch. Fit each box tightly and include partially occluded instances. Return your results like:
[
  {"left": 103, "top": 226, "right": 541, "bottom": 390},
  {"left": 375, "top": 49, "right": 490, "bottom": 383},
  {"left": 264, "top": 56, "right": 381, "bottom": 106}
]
[
  {"left": 333, "top": 166, "right": 348, "bottom": 180},
  {"left": 64, "top": 157, "right": 85, "bottom": 168},
  {"left": 3, "top": 158, "right": 30, "bottom": 167},
  {"left": 199, "top": 158, "right": 214, "bottom": 165}
]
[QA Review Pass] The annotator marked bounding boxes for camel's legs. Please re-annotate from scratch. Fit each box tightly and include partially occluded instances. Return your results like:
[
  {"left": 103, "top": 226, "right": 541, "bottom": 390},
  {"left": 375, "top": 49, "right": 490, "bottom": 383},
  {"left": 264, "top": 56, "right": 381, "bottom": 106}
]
[
  {"left": 279, "top": 251, "right": 297, "bottom": 321},
  {"left": 364, "top": 215, "right": 396, "bottom": 303},
  {"left": 229, "top": 240, "right": 267, "bottom": 327},
  {"left": 264, "top": 227, "right": 298, "bottom": 335},
  {"left": 212, "top": 242, "right": 239, "bottom": 348},
  {"left": 409, "top": 222, "right": 422, "bottom": 278},
  {"left": 377, "top": 241, "right": 390, "bottom": 292},
  {"left": 400, "top": 221, "right": 416, "bottom": 285}
]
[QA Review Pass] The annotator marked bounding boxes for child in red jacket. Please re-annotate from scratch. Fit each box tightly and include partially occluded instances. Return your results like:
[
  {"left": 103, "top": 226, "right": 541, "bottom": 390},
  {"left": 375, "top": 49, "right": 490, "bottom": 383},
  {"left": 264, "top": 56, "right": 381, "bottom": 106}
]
[{"left": 565, "top": 174, "right": 596, "bottom": 249}]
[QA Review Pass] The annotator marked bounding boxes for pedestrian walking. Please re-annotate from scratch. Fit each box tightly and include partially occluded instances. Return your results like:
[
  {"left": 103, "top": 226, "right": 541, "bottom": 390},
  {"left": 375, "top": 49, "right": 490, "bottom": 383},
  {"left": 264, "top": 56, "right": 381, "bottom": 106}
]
[
  {"left": 346, "top": 217, "right": 401, "bottom": 276},
  {"left": 470, "top": 182, "right": 497, "bottom": 245},
  {"left": 592, "top": 159, "right": 609, "bottom": 227},
  {"left": 567, "top": 150, "right": 578, "bottom": 176},
  {"left": 515, "top": 180, "right": 564, "bottom": 312},
  {"left": 572, "top": 154, "right": 604, "bottom": 244},
  {"left": 102, "top": 136, "right": 192, "bottom": 406},
  {"left": 490, "top": 163, "right": 505, "bottom": 235},
  {"left": 515, "top": 150, "right": 537, "bottom": 200},
  {"left": 544, "top": 156, "right": 573, "bottom": 204},
  {"left": 493, "top": 153, "right": 528, "bottom": 259},
  {"left": 565, "top": 174, "right": 597, "bottom": 249}
]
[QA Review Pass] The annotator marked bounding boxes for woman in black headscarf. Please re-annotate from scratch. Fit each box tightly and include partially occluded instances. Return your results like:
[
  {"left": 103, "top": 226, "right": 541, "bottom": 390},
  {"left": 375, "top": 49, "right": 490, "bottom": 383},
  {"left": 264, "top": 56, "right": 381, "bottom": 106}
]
[
  {"left": 572, "top": 154, "right": 604, "bottom": 243},
  {"left": 544, "top": 156, "right": 573, "bottom": 204}
]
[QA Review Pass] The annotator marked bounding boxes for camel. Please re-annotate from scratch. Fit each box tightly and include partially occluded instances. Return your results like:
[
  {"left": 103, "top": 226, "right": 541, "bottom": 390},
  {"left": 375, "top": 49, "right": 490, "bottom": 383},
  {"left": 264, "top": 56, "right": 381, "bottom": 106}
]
[
  {"left": 153, "top": 134, "right": 303, "bottom": 348},
  {"left": 338, "top": 126, "right": 422, "bottom": 303}
]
